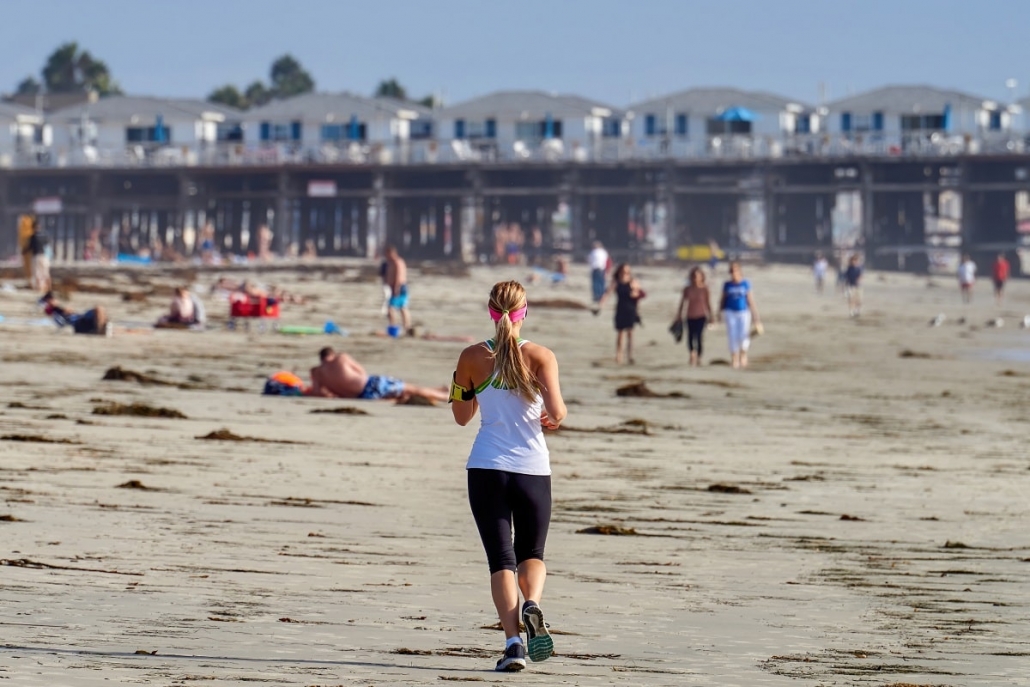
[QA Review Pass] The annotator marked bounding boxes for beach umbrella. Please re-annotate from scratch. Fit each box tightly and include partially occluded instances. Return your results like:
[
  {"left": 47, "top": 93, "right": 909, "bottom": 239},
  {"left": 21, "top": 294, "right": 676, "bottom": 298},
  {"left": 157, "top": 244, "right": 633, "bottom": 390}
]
[
  {"left": 155, "top": 114, "right": 166, "bottom": 143},
  {"left": 942, "top": 103, "right": 952, "bottom": 132},
  {"left": 348, "top": 115, "right": 360, "bottom": 140},
  {"left": 544, "top": 112, "right": 554, "bottom": 139},
  {"left": 716, "top": 107, "right": 758, "bottom": 122}
]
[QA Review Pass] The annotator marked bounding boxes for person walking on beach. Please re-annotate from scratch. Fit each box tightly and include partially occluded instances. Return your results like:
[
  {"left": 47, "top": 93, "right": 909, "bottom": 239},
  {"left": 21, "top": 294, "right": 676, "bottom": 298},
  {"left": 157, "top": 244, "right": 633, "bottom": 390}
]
[
  {"left": 844, "top": 255, "right": 863, "bottom": 317},
  {"left": 601, "top": 263, "right": 645, "bottom": 364},
  {"left": 958, "top": 253, "right": 976, "bottom": 304},
  {"left": 992, "top": 252, "right": 1010, "bottom": 306},
  {"left": 587, "top": 241, "right": 610, "bottom": 310},
  {"left": 674, "top": 267, "right": 713, "bottom": 366},
  {"left": 384, "top": 246, "right": 411, "bottom": 335},
  {"left": 450, "top": 280, "right": 567, "bottom": 672},
  {"left": 813, "top": 252, "right": 829, "bottom": 293},
  {"left": 718, "top": 261, "right": 761, "bottom": 369},
  {"left": 25, "top": 219, "right": 52, "bottom": 295}
]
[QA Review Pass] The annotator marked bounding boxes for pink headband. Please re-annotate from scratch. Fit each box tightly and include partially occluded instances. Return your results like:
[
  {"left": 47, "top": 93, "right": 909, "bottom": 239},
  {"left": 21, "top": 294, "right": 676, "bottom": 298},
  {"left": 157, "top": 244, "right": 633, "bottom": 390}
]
[{"left": 489, "top": 304, "right": 528, "bottom": 323}]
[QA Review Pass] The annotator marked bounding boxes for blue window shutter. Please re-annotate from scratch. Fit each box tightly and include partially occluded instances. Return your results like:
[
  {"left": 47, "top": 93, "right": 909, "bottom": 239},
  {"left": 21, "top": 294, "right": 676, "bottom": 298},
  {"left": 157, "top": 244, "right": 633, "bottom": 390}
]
[
  {"left": 455, "top": 119, "right": 465, "bottom": 139},
  {"left": 841, "top": 112, "right": 852, "bottom": 132},
  {"left": 291, "top": 121, "right": 302, "bottom": 141},
  {"left": 872, "top": 111, "right": 884, "bottom": 131},
  {"left": 260, "top": 122, "right": 270, "bottom": 141},
  {"left": 645, "top": 114, "right": 656, "bottom": 136},
  {"left": 486, "top": 119, "right": 496, "bottom": 138},
  {"left": 675, "top": 114, "right": 688, "bottom": 136}
]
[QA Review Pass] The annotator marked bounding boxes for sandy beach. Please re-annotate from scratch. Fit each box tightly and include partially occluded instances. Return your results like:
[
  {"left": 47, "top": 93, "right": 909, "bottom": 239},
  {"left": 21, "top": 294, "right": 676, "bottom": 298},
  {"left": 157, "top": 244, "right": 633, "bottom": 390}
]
[{"left": 1, "top": 259, "right": 1028, "bottom": 686}]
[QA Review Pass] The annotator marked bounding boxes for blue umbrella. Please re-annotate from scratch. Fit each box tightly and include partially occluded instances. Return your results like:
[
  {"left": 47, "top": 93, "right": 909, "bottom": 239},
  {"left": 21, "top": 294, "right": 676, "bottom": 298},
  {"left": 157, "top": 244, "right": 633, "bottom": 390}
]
[
  {"left": 348, "top": 115, "right": 360, "bottom": 140},
  {"left": 544, "top": 112, "right": 554, "bottom": 139},
  {"left": 942, "top": 103, "right": 952, "bottom": 132},
  {"left": 716, "top": 107, "right": 758, "bottom": 122},
  {"left": 155, "top": 114, "right": 166, "bottom": 143}
]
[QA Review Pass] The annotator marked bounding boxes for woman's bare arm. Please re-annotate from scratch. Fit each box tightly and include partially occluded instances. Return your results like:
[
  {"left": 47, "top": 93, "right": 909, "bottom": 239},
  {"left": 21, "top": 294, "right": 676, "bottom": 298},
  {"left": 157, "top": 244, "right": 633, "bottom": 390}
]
[
  {"left": 450, "top": 347, "right": 480, "bottom": 426},
  {"left": 533, "top": 347, "right": 566, "bottom": 429}
]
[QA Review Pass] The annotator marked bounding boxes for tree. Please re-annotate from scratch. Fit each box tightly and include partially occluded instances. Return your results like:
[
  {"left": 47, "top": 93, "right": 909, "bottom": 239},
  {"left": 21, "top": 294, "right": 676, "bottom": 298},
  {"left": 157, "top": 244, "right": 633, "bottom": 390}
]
[
  {"left": 15, "top": 76, "right": 42, "bottom": 95},
  {"left": 418, "top": 94, "right": 440, "bottom": 109},
  {"left": 375, "top": 78, "right": 407, "bottom": 101},
  {"left": 269, "top": 55, "right": 314, "bottom": 99},
  {"left": 244, "top": 80, "right": 273, "bottom": 108},
  {"left": 208, "top": 85, "right": 247, "bottom": 109},
  {"left": 41, "top": 42, "right": 121, "bottom": 95}
]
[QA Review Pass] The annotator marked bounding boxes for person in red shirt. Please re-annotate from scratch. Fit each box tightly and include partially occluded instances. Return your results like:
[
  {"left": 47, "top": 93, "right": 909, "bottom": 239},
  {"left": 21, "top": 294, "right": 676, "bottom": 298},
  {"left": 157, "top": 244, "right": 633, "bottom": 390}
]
[{"left": 992, "top": 253, "right": 1011, "bottom": 306}]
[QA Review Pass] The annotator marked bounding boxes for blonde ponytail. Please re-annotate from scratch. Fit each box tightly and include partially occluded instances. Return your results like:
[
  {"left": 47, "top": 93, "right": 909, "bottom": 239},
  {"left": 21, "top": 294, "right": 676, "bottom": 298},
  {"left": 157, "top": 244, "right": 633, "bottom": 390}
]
[{"left": 489, "top": 281, "right": 537, "bottom": 402}]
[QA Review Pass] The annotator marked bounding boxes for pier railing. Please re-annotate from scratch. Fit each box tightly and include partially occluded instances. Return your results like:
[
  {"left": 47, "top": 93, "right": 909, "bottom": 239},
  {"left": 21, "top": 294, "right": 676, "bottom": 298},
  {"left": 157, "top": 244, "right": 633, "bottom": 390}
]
[{"left": 2, "top": 131, "right": 1027, "bottom": 169}]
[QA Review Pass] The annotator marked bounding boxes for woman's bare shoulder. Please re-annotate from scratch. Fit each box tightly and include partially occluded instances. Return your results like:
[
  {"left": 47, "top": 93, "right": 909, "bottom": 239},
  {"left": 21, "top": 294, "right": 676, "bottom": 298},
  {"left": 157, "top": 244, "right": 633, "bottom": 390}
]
[{"left": 521, "top": 340, "right": 556, "bottom": 362}]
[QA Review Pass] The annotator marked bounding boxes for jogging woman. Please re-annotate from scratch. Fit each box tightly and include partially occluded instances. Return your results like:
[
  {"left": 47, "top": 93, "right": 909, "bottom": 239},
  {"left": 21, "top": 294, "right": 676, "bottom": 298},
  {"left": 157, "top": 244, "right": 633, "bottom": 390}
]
[
  {"left": 451, "top": 280, "right": 567, "bottom": 672},
  {"left": 674, "top": 266, "right": 712, "bottom": 366},
  {"left": 718, "top": 261, "right": 762, "bottom": 369}
]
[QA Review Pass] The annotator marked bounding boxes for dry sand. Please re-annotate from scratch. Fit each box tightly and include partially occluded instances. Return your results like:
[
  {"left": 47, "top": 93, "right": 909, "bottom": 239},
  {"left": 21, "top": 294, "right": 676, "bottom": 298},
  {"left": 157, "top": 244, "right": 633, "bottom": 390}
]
[{"left": 0, "top": 260, "right": 1028, "bottom": 686}]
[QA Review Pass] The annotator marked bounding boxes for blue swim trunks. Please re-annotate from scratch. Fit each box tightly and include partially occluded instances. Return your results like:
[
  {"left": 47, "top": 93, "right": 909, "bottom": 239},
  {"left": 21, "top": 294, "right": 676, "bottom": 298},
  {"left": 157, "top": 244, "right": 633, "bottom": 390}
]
[
  {"left": 388, "top": 284, "right": 409, "bottom": 309},
  {"left": 359, "top": 375, "right": 405, "bottom": 400}
]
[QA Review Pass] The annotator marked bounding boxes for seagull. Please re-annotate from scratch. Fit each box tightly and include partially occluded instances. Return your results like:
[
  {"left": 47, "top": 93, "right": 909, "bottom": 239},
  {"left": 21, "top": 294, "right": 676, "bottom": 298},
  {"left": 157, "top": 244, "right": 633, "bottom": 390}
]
[
  {"left": 985, "top": 318, "right": 1004, "bottom": 328},
  {"left": 929, "top": 313, "right": 946, "bottom": 327}
]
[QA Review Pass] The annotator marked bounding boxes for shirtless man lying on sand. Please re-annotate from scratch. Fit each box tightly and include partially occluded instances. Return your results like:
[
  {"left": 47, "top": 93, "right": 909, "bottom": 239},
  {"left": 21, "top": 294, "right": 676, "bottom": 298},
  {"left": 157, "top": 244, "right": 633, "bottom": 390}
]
[{"left": 307, "top": 347, "right": 448, "bottom": 402}]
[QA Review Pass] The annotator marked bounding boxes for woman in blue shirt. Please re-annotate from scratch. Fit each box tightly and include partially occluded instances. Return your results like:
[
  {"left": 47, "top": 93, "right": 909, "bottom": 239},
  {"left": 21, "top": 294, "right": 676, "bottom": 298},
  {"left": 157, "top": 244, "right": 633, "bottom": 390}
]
[{"left": 718, "top": 262, "right": 762, "bottom": 369}]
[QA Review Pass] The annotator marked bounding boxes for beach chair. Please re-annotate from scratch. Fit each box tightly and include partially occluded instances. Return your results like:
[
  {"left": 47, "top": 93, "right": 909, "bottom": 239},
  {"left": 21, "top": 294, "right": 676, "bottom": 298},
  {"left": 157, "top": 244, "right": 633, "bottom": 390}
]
[{"left": 228, "top": 294, "right": 280, "bottom": 332}]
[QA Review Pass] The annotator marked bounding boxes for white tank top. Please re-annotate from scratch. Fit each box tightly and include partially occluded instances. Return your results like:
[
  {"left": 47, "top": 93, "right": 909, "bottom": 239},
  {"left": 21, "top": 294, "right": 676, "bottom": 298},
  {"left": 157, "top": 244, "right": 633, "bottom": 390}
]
[{"left": 465, "top": 340, "right": 551, "bottom": 476}]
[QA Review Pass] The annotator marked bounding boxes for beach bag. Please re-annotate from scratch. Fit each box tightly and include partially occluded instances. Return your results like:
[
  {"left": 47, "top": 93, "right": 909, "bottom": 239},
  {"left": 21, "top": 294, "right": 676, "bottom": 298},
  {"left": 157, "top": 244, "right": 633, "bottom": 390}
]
[
  {"left": 669, "top": 319, "right": 683, "bottom": 343},
  {"left": 263, "top": 371, "right": 306, "bottom": 396}
]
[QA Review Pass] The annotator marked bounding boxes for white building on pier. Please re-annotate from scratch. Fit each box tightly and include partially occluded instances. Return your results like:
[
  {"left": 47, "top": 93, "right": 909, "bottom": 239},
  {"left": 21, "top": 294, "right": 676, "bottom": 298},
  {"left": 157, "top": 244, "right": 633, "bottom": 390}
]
[
  {"left": 0, "top": 101, "right": 49, "bottom": 166},
  {"left": 825, "top": 85, "right": 1019, "bottom": 154},
  {"left": 48, "top": 96, "right": 244, "bottom": 165},
  {"left": 628, "top": 87, "right": 821, "bottom": 158},
  {"left": 435, "top": 90, "right": 627, "bottom": 162},
  {"left": 242, "top": 92, "right": 423, "bottom": 163}
]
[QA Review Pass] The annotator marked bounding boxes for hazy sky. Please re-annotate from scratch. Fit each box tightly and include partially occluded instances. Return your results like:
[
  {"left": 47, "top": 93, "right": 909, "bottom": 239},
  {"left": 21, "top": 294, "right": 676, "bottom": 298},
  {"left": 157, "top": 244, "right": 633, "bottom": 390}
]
[{"left": 5, "top": 0, "right": 1029, "bottom": 107}]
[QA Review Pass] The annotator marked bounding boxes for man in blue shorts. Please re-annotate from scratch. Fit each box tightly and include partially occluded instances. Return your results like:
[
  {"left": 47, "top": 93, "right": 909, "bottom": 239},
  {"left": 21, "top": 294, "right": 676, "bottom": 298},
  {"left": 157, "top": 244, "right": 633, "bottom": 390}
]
[
  {"left": 307, "top": 347, "right": 447, "bottom": 402},
  {"left": 384, "top": 246, "right": 412, "bottom": 335}
]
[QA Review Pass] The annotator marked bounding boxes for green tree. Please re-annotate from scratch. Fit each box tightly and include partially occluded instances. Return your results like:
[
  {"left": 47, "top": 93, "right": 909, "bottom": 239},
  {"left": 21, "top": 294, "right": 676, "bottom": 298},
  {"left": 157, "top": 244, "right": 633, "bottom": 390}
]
[
  {"left": 41, "top": 42, "right": 121, "bottom": 95},
  {"left": 417, "top": 94, "right": 440, "bottom": 109},
  {"left": 15, "top": 76, "right": 42, "bottom": 95},
  {"left": 244, "top": 80, "right": 273, "bottom": 108},
  {"left": 208, "top": 84, "right": 247, "bottom": 109},
  {"left": 269, "top": 54, "right": 314, "bottom": 98},
  {"left": 375, "top": 78, "right": 407, "bottom": 100}
]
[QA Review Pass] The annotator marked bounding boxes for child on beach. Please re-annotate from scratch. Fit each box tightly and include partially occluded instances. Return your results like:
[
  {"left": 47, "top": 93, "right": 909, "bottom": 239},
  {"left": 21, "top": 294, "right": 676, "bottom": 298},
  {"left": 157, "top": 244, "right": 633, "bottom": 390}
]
[{"left": 450, "top": 280, "right": 567, "bottom": 672}]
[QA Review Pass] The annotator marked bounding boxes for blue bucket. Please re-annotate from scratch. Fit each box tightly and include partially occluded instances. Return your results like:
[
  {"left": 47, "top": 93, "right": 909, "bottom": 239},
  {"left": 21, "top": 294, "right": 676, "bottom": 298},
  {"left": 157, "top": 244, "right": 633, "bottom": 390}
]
[{"left": 387, "top": 325, "right": 402, "bottom": 338}]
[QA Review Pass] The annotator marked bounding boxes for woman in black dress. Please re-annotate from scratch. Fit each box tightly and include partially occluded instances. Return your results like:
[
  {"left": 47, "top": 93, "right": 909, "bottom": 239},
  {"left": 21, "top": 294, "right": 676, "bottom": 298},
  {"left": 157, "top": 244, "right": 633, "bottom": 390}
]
[{"left": 601, "top": 263, "right": 645, "bottom": 364}]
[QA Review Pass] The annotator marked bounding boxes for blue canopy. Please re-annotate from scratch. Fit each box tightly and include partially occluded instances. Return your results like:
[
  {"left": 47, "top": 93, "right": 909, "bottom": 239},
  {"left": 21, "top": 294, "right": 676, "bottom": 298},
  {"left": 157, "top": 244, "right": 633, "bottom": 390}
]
[
  {"left": 155, "top": 114, "right": 166, "bottom": 143},
  {"left": 716, "top": 107, "right": 758, "bottom": 123}
]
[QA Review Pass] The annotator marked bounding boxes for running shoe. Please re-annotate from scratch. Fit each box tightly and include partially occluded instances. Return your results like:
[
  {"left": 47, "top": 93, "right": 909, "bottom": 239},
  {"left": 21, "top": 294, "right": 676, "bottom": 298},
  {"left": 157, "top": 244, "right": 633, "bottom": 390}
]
[
  {"left": 521, "top": 601, "right": 554, "bottom": 662},
  {"left": 495, "top": 641, "right": 526, "bottom": 672}
]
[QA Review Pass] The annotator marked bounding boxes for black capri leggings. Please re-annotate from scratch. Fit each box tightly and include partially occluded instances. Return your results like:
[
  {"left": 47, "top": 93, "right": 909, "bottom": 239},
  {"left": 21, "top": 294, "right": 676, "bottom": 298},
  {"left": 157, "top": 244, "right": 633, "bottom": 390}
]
[
  {"left": 468, "top": 468, "right": 551, "bottom": 574},
  {"left": 686, "top": 316, "right": 707, "bottom": 355}
]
